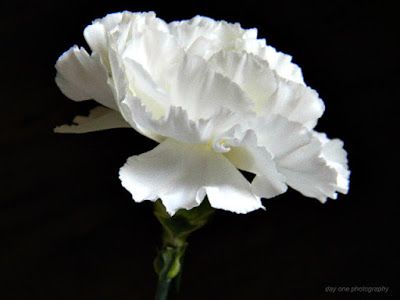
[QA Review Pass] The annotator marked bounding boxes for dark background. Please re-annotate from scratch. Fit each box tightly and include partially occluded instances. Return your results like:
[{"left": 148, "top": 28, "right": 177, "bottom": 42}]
[{"left": 1, "top": 0, "right": 397, "bottom": 299}]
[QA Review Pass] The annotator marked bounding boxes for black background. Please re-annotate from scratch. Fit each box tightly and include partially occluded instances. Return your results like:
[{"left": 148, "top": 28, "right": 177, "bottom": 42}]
[{"left": 1, "top": 1, "right": 397, "bottom": 299}]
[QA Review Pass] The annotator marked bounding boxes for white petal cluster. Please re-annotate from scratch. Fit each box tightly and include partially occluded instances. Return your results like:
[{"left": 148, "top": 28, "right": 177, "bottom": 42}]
[{"left": 55, "top": 12, "right": 350, "bottom": 215}]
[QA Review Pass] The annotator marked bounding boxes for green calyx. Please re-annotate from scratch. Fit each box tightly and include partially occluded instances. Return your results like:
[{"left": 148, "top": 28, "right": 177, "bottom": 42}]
[{"left": 153, "top": 199, "right": 214, "bottom": 300}]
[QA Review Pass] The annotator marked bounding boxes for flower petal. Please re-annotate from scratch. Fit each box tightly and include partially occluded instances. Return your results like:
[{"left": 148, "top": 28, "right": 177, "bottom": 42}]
[
  {"left": 121, "top": 95, "right": 245, "bottom": 144},
  {"left": 119, "top": 138, "right": 263, "bottom": 215},
  {"left": 168, "top": 16, "right": 253, "bottom": 59},
  {"left": 224, "top": 130, "right": 287, "bottom": 199},
  {"left": 208, "top": 50, "right": 323, "bottom": 128},
  {"left": 123, "top": 58, "right": 170, "bottom": 119},
  {"left": 81, "top": 12, "right": 171, "bottom": 109},
  {"left": 168, "top": 16, "right": 220, "bottom": 50},
  {"left": 251, "top": 114, "right": 311, "bottom": 159},
  {"left": 167, "top": 54, "right": 253, "bottom": 120},
  {"left": 185, "top": 36, "right": 221, "bottom": 59},
  {"left": 315, "top": 133, "right": 350, "bottom": 194},
  {"left": 83, "top": 12, "right": 124, "bottom": 68},
  {"left": 121, "top": 95, "right": 201, "bottom": 143},
  {"left": 122, "top": 26, "right": 184, "bottom": 87},
  {"left": 169, "top": 16, "right": 303, "bottom": 83},
  {"left": 265, "top": 77, "right": 325, "bottom": 129},
  {"left": 55, "top": 46, "right": 116, "bottom": 110},
  {"left": 54, "top": 106, "right": 130, "bottom": 134},
  {"left": 84, "top": 12, "right": 168, "bottom": 67},
  {"left": 276, "top": 132, "right": 349, "bottom": 202},
  {"left": 240, "top": 39, "right": 304, "bottom": 84},
  {"left": 208, "top": 50, "right": 277, "bottom": 113}
]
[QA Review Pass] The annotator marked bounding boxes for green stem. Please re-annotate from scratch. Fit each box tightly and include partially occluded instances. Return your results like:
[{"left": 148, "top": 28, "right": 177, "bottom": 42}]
[
  {"left": 155, "top": 243, "right": 186, "bottom": 300},
  {"left": 156, "top": 282, "right": 170, "bottom": 300},
  {"left": 156, "top": 273, "right": 172, "bottom": 300},
  {"left": 153, "top": 200, "right": 214, "bottom": 300}
]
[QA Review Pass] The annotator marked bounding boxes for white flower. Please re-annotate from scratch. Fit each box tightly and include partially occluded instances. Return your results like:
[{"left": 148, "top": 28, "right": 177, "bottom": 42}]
[{"left": 55, "top": 12, "right": 350, "bottom": 215}]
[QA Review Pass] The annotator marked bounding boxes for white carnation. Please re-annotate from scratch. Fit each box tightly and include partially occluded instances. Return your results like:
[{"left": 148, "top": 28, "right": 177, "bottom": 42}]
[{"left": 55, "top": 11, "right": 349, "bottom": 215}]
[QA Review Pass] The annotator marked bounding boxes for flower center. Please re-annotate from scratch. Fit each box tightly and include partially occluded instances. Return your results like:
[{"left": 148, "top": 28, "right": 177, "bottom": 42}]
[{"left": 212, "top": 138, "right": 231, "bottom": 153}]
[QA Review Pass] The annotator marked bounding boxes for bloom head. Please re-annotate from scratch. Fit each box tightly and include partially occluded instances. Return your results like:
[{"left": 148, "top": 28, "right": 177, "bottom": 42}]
[{"left": 55, "top": 12, "right": 350, "bottom": 215}]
